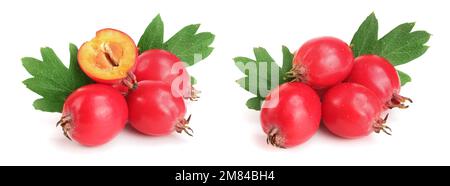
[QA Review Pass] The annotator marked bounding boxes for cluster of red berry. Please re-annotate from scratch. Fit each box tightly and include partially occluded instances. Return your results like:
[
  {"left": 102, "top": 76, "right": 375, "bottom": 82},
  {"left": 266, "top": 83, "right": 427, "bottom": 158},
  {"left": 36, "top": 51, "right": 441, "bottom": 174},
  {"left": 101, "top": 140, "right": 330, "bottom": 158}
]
[
  {"left": 58, "top": 29, "right": 193, "bottom": 146},
  {"left": 261, "top": 37, "right": 409, "bottom": 148}
]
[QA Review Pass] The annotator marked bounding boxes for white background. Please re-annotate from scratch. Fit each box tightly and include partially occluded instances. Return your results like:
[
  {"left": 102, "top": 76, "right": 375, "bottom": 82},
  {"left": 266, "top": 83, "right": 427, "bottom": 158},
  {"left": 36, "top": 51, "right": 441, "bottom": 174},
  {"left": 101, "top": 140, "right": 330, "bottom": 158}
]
[{"left": 0, "top": 0, "right": 449, "bottom": 165}]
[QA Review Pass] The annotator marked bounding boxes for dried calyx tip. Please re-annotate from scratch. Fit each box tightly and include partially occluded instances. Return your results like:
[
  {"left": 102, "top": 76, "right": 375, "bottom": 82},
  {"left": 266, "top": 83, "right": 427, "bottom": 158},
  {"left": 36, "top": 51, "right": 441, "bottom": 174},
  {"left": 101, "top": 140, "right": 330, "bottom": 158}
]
[
  {"left": 175, "top": 114, "right": 194, "bottom": 136},
  {"left": 186, "top": 86, "right": 201, "bottom": 101},
  {"left": 132, "top": 83, "right": 138, "bottom": 90},
  {"left": 122, "top": 72, "right": 138, "bottom": 90},
  {"left": 373, "top": 114, "right": 392, "bottom": 135},
  {"left": 266, "top": 127, "right": 285, "bottom": 148},
  {"left": 56, "top": 115, "right": 72, "bottom": 141},
  {"left": 387, "top": 94, "right": 412, "bottom": 109},
  {"left": 287, "top": 64, "right": 307, "bottom": 83}
]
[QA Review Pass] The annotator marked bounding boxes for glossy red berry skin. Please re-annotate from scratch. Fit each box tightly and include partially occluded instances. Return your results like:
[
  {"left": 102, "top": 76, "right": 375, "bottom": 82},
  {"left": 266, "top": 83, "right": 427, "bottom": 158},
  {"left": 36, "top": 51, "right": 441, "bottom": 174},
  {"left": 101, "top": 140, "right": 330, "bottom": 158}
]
[
  {"left": 59, "top": 84, "right": 128, "bottom": 146},
  {"left": 260, "top": 82, "right": 321, "bottom": 148},
  {"left": 134, "top": 49, "right": 190, "bottom": 92},
  {"left": 346, "top": 55, "right": 410, "bottom": 109},
  {"left": 127, "top": 81, "right": 187, "bottom": 136},
  {"left": 292, "top": 37, "right": 354, "bottom": 89},
  {"left": 322, "top": 83, "right": 386, "bottom": 139}
]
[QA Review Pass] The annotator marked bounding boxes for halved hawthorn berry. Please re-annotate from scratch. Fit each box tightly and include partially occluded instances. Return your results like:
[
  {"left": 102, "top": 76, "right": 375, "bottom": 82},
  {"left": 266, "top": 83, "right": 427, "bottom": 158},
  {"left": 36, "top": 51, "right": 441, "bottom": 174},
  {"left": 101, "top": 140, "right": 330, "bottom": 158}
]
[{"left": 78, "top": 28, "right": 138, "bottom": 87}]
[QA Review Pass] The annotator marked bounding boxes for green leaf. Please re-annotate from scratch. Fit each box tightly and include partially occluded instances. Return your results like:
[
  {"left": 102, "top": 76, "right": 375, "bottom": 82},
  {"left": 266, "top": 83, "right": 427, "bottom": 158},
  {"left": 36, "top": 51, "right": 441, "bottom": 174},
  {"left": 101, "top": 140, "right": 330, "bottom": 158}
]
[
  {"left": 376, "top": 23, "right": 414, "bottom": 53},
  {"left": 33, "top": 98, "right": 64, "bottom": 113},
  {"left": 22, "top": 57, "right": 71, "bottom": 93},
  {"left": 69, "top": 44, "right": 93, "bottom": 89},
  {"left": 280, "top": 46, "right": 294, "bottom": 81},
  {"left": 253, "top": 47, "right": 275, "bottom": 63},
  {"left": 22, "top": 44, "right": 93, "bottom": 113},
  {"left": 23, "top": 77, "right": 70, "bottom": 99},
  {"left": 28, "top": 47, "right": 72, "bottom": 90},
  {"left": 351, "top": 12, "right": 378, "bottom": 57},
  {"left": 234, "top": 46, "right": 294, "bottom": 110},
  {"left": 253, "top": 47, "right": 281, "bottom": 96},
  {"left": 137, "top": 15, "right": 215, "bottom": 85},
  {"left": 397, "top": 70, "right": 411, "bottom": 86},
  {"left": 349, "top": 12, "right": 431, "bottom": 89},
  {"left": 374, "top": 23, "right": 430, "bottom": 66},
  {"left": 138, "top": 14, "right": 164, "bottom": 53},
  {"left": 246, "top": 97, "right": 264, "bottom": 110},
  {"left": 236, "top": 77, "right": 257, "bottom": 96},
  {"left": 22, "top": 57, "right": 54, "bottom": 78},
  {"left": 234, "top": 47, "right": 283, "bottom": 98},
  {"left": 233, "top": 57, "right": 255, "bottom": 74},
  {"left": 350, "top": 13, "right": 430, "bottom": 67},
  {"left": 163, "top": 24, "right": 215, "bottom": 66},
  {"left": 190, "top": 76, "right": 197, "bottom": 85}
]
